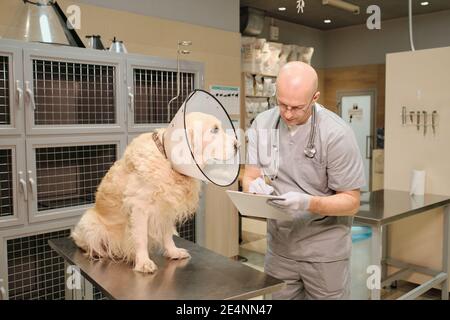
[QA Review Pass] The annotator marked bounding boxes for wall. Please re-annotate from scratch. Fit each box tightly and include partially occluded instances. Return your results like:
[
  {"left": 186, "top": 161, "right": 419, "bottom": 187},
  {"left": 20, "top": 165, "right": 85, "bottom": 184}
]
[
  {"left": 385, "top": 46, "right": 450, "bottom": 285},
  {"left": 0, "top": 0, "right": 242, "bottom": 257},
  {"left": 323, "top": 64, "right": 385, "bottom": 129},
  {"left": 70, "top": 0, "right": 239, "bottom": 32},
  {"left": 324, "top": 10, "right": 450, "bottom": 68},
  {"left": 244, "top": 9, "right": 450, "bottom": 122},
  {"left": 0, "top": 0, "right": 241, "bottom": 91},
  {"left": 257, "top": 10, "right": 450, "bottom": 69}
]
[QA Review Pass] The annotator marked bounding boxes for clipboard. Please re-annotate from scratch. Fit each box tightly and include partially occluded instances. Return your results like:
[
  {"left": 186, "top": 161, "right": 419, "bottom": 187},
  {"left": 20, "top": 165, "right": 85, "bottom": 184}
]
[{"left": 226, "top": 190, "right": 293, "bottom": 221}]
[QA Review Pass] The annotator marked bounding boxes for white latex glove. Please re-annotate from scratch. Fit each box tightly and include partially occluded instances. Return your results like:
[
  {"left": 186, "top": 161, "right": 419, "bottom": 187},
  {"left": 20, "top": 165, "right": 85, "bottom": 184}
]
[
  {"left": 249, "top": 177, "right": 274, "bottom": 195},
  {"left": 267, "top": 191, "right": 312, "bottom": 212}
]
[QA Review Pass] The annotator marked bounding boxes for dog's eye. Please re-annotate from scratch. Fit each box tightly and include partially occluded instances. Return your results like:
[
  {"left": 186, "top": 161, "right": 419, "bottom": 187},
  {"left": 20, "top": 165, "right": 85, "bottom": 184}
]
[{"left": 210, "top": 126, "right": 219, "bottom": 134}]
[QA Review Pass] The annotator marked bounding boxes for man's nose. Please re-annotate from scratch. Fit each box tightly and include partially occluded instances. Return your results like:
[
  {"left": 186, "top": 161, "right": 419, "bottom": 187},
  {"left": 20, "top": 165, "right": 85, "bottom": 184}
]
[{"left": 284, "top": 110, "right": 293, "bottom": 119}]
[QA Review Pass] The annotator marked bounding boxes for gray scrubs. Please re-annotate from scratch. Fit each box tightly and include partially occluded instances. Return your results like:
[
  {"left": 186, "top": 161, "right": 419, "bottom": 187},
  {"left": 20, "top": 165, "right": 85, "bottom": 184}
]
[{"left": 247, "top": 103, "right": 365, "bottom": 299}]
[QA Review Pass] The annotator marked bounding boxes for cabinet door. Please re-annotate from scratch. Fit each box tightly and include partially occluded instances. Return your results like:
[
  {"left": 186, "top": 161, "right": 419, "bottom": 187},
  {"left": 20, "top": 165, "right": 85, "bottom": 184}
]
[
  {"left": 0, "top": 138, "right": 26, "bottom": 228},
  {"left": 126, "top": 57, "right": 203, "bottom": 133},
  {"left": 23, "top": 48, "right": 126, "bottom": 135},
  {"left": 0, "top": 44, "right": 24, "bottom": 135},
  {"left": 25, "top": 136, "right": 125, "bottom": 223},
  {"left": 1, "top": 227, "right": 72, "bottom": 300}
]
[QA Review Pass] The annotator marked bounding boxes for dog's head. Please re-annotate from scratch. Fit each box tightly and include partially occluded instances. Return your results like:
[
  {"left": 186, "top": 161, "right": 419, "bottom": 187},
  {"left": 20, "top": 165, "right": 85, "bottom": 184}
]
[{"left": 185, "top": 112, "right": 239, "bottom": 168}]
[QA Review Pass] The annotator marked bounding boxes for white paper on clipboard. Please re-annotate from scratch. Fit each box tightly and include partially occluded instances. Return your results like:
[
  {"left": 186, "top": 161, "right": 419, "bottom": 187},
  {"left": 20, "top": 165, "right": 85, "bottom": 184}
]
[{"left": 226, "top": 190, "right": 293, "bottom": 221}]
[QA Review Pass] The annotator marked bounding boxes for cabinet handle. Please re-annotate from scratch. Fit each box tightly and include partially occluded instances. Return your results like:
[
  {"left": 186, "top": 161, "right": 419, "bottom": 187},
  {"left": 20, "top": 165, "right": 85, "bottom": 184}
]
[
  {"left": 128, "top": 86, "right": 134, "bottom": 112},
  {"left": 18, "top": 171, "right": 28, "bottom": 201},
  {"left": 0, "top": 279, "right": 5, "bottom": 300},
  {"left": 16, "top": 80, "right": 23, "bottom": 109},
  {"left": 28, "top": 170, "right": 37, "bottom": 200},
  {"left": 25, "top": 81, "right": 36, "bottom": 110},
  {"left": 366, "top": 135, "right": 373, "bottom": 159}
]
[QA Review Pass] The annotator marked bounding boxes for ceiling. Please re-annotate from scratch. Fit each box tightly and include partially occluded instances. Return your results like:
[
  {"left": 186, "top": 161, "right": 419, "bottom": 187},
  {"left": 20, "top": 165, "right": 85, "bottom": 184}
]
[{"left": 240, "top": 0, "right": 450, "bottom": 30}]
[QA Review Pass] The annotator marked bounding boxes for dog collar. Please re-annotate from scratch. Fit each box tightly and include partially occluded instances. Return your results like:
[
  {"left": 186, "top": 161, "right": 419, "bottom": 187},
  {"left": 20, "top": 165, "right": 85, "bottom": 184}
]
[{"left": 152, "top": 132, "right": 167, "bottom": 158}]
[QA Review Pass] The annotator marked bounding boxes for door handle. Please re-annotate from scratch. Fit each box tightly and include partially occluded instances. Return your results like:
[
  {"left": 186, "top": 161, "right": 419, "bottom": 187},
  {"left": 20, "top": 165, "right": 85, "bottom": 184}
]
[
  {"left": 366, "top": 135, "right": 372, "bottom": 159},
  {"left": 128, "top": 86, "right": 134, "bottom": 112},
  {"left": 16, "top": 80, "right": 24, "bottom": 109},
  {"left": 28, "top": 170, "right": 37, "bottom": 200},
  {"left": 25, "top": 81, "right": 36, "bottom": 110},
  {"left": 18, "top": 171, "right": 28, "bottom": 201}
]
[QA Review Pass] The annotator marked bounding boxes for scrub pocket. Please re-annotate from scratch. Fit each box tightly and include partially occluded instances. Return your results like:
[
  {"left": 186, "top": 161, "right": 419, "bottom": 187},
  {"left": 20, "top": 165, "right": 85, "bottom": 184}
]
[{"left": 315, "top": 259, "right": 350, "bottom": 294}]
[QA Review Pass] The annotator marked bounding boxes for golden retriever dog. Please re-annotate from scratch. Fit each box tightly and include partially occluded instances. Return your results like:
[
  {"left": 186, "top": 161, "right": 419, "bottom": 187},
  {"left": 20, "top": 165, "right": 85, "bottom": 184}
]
[{"left": 71, "top": 112, "right": 238, "bottom": 273}]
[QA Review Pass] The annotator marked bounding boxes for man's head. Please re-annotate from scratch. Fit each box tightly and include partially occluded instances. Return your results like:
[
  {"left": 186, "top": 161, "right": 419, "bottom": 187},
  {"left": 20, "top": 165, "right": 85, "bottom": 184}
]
[{"left": 276, "top": 61, "right": 320, "bottom": 126}]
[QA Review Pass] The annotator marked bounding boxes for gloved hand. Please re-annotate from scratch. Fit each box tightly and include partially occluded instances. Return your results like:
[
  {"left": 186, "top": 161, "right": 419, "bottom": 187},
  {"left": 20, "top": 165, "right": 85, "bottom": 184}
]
[
  {"left": 249, "top": 177, "right": 274, "bottom": 195},
  {"left": 267, "top": 191, "right": 312, "bottom": 212}
]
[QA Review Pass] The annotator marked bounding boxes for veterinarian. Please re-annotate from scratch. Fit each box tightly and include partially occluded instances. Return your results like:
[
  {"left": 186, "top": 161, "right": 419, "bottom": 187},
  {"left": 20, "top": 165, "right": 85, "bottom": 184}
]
[{"left": 242, "top": 61, "right": 365, "bottom": 300}]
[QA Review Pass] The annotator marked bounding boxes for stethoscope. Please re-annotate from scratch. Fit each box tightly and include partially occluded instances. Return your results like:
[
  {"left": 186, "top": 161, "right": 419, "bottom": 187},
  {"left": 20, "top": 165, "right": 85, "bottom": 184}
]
[
  {"left": 263, "top": 103, "right": 318, "bottom": 187},
  {"left": 274, "top": 102, "right": 318, "bottom": 159}
]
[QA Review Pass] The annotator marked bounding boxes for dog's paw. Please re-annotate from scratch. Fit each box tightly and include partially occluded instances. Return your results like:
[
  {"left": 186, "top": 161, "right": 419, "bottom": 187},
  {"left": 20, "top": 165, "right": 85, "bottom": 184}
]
[
  {"left": 164, "top": 247, "right": 191, "bottom": 260},
  {"left": 134, "top": 258, "right": 158, "bottom": 274}
]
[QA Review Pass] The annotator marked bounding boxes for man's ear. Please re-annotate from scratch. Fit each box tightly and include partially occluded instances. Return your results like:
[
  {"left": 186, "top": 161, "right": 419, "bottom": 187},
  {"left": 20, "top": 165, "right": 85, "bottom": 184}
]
[{"left": 313, "top": 91, "right": 321, "bottom": 102}]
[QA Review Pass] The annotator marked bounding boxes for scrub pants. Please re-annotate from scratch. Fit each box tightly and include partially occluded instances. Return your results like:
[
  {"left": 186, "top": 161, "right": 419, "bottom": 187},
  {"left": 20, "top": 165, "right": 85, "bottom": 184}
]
[{"left": 265, "top": 251, "right": 351, "bottom": 300}]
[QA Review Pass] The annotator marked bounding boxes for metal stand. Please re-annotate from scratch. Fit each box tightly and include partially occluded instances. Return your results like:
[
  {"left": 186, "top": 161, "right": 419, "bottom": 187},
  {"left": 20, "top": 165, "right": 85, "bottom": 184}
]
[{"left": 369, "top": 204, "right": 450, "bottom": 300}]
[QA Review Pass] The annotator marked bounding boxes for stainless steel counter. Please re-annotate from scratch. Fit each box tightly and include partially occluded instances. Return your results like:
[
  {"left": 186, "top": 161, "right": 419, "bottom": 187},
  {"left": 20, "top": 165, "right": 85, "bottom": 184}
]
[
  {"left": 355, "top": 189, "right": 450, "bottom": 226},
  {"left": 49, "top": 237, "right": 284, "bottom": 300},
  {"left": 354, "top": 189, "right": 450, "bottom": 300}
]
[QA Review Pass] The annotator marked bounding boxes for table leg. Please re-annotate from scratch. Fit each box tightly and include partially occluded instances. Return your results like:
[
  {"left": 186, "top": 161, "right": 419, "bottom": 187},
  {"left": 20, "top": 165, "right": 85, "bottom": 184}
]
[
  {"left": 442, "top": 205, "right": 449, "bottom": 300},
  {"left": 370, "top": 225, "right": 383, "bottom": 300},
  {"left": 263, "top": 293, "right": 272, "bottom": 300},
  {"left": 382, "top": 224, "right": 388, "bottom": 282}
]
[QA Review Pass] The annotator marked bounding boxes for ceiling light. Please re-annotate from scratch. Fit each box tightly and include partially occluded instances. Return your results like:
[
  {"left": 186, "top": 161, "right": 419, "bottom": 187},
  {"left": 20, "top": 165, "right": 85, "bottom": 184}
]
[
  {"left": 324, "top": 19, "right": 332, "bottom": 24},
  {"left": 421, "top": 1, "right": 429, "bottom": 6},
  {"left": 278, "top": 7, "right": 287, "bottom": 11},
  {"left": 322, "top": 0, "right": 360, "bottom": 15}
]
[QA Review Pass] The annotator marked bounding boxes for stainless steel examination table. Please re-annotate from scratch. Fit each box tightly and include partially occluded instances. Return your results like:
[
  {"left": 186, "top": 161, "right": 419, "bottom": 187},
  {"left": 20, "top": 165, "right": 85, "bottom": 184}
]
[
  {"left": 355, "top": 189, "right": 450, "bottom": 300},
  {"left": 48, "top": 237, "right": 284, "bottom": 300}
]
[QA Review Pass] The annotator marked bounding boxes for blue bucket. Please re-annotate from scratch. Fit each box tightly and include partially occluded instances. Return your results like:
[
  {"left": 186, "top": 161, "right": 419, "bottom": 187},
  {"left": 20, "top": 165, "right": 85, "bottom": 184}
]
[{"left": 351, "top": 226, "right": 372, "bottom": 243}]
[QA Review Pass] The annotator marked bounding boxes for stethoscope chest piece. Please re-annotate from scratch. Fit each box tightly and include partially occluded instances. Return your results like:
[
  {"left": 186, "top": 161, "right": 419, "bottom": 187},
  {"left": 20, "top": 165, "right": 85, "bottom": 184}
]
[{"left": 304, "top": 146, "right": 316, "bottom": 158}]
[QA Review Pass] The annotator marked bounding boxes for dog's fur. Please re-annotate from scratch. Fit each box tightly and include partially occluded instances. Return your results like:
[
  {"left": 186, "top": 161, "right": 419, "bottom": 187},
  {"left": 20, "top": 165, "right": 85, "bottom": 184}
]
[{"left": 71, "top": 113, "right": 237, "bottom": 273}]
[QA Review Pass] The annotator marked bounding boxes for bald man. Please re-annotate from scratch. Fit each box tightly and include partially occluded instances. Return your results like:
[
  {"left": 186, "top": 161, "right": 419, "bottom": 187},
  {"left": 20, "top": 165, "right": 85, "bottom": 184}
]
[{"left": 243, "top": 62, "right": 365, "bottom": 300}]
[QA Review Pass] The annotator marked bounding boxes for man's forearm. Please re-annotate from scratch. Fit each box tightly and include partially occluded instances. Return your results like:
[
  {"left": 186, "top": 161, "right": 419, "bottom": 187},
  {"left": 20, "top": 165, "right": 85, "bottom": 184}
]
[
  {"left": 308, "top": 191, "right": 360, "bottom": 216},
  {"left": 242, "top": 165, "right": 261, "bottom": 193},
  {"left": 242, "top": 176, "right": 251, "bottom": 192}
]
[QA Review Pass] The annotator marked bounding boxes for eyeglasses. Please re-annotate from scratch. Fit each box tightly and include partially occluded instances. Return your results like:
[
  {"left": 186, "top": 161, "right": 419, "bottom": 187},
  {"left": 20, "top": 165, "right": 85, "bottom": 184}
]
[{"left": 277, "top": 91, "right": 318, "bottom": 113}]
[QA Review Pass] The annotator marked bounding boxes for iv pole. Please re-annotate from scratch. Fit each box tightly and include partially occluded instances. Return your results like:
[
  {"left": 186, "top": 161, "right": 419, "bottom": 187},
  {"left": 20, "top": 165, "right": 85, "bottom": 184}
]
[{"left": 167, "top": 40, "right": 192, "bottom": 122}]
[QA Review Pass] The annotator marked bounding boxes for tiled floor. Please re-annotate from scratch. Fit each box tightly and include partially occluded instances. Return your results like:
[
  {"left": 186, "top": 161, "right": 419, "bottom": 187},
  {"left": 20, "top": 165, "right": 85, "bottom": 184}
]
[{"left": 239, "top": 226, "right": 444, "bottom": 300}]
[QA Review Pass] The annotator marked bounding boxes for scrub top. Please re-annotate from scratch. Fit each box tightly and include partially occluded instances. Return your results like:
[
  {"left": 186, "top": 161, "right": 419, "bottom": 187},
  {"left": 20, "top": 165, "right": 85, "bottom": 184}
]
[{"left": 247, "top": 103, "right": 365, "bottom": 262}]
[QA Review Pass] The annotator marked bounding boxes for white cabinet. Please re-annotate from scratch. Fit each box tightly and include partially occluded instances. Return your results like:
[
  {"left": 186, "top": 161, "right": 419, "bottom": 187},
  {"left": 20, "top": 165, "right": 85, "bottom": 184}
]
[
  {"left": 0, "top": 138, "right": 26, "bottom": 228},
  {"left": 23, "top": 48, "right": 125, "bottom": 135},
  {"left": 0, "top": 44, "right": 24, "bottom": 135},
  {"left": 0, "top": 39, "right": 204, "bottom": 300},
  {"left": 126, "top": 56, "right": 203, "bottom": 133},
  {"left": 25, "top": 136, "right": 125, "bottom": 223}
]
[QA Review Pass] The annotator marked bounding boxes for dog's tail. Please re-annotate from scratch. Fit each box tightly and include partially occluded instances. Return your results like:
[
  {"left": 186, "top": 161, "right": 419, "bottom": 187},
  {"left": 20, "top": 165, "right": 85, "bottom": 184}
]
[{"left": 71, "top": 208, "right": 127, "bottom": 261}]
